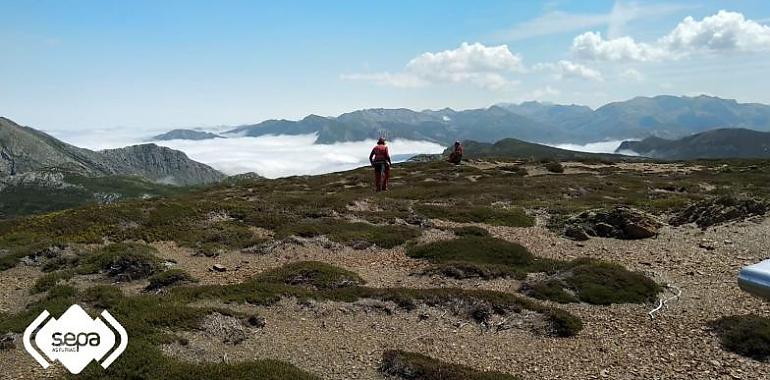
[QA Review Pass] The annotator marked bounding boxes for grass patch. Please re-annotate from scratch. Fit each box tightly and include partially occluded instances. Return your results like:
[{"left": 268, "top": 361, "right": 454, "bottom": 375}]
[
  {"left": 416, "top": 205, "right": 534, "bottom": 227},
  {"left": 78, "top": 243, "right": 162, "bottom": 280},
  {"left": 423, "top": 262, "right": 520, "bottom": 280},
  {"left": 525, "top": 259, "right": 661, "bottom": 305},
  {"left": 711, "top": 315, "right": 770, "bottom": 360},
  {"left": 146, "top": 269, "right": 197, "bottom": 291},
  {"left": 276, "top": 219, "right": 420, "bottom": 249},
  {"left": 256, "top": 261, "right": 364, "bottom": 289},
  {"left": 381, "top": 350, "right": 519, "bottom": 380},
  {"left": 521, "top": 279, "right": 578, "bottom": 304},
  {"left": 408, "top": 237, "right": 533, "bottom": 267},
  {"left": 32, "top": 269, "right": 76, "bottom": 293}
]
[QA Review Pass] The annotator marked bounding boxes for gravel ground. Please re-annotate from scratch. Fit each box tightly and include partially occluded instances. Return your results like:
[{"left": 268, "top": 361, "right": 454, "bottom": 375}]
[
  {"left": 3, "top": 201, "right": 770, "bottom": 379},
  {"left": 155, "top": 217, "right": 770, "bottom": 380}
]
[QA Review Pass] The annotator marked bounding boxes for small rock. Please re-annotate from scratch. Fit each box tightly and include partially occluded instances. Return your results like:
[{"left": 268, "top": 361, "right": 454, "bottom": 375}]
[
  {"left": 212, "top": 264, "right": 227, "bottom": 272},
  {"left": 0, "top": 333, "right": 16, "bottom": 350}
]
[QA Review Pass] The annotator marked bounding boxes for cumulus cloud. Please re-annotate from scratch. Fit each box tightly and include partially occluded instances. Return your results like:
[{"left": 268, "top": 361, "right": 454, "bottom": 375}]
[
  {"left": 572, "top": 10, "right": 770, "bottom": 62},
  {"left": 343, "top": 42, "right": 524, "bottom": 90},
  {"left": 151, "top": 135, "right": 446, "bottom": 178},
  {"left": 534, "top": 60, "right": 603, "bottom": 81}
]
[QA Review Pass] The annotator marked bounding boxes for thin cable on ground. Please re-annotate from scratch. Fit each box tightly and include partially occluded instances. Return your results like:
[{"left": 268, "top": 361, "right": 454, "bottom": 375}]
[{"left": 648, "top": 284, "right": 682, "bottom": 319}]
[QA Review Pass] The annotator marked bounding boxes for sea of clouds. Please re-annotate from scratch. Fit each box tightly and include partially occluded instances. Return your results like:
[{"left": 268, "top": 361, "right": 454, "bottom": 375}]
[
  {"left": 48, "top": 128, "right": 633, "bottom": 178},
  {"left": 154, "top": 134, "right": 446, "bottom": 178},
  {"left": 548, "top": 140, "right": 628, "bottom": 154},
  {"left": 50, "top": 128, "right": 446, "bottom": 179}
]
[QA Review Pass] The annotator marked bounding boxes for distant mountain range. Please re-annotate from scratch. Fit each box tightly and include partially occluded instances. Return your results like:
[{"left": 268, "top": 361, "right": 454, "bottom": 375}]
[
  {"left": 152, "top": 129, "right": 223, "bottom": 141},
  {"left": 616, "top": 128, "right": 770, "bottom": 160},
  {"left": 152, "top": 95, "right": 770, "bottom": 145},
  {"left": 0, "top": 117, "right": 224, "bottom": 185},
  {"left": 450, "top": 138, "right": 629, "bottom": 161}
]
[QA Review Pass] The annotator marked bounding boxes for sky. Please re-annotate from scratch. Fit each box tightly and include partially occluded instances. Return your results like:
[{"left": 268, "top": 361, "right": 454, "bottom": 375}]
[{"left": 2, "top": 0, "right": 770, "bottom": 136}]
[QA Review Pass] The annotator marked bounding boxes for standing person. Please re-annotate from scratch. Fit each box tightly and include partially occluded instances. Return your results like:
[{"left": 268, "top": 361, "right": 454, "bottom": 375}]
[
  {"left": 448, "top": 140, "right": 463, "bottom": 164},
  {"left": 369, "top": 137, "right": 392, "bottom": 191}
]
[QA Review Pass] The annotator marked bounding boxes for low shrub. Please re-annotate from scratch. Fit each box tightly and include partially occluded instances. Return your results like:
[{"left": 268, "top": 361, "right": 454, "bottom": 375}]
[
  {"left": 407, "top": 237, "right": 534, "bottom": 268},
  {"left": 146, "top": 269, "right": 197, "bottom": 291},
  {"left": 257, "top": 261, "right": 364, "bottom": 289},
  {"left": 416, "top": 205, "right": 534, "bottom": 227},
  {"left": 564, "top": 259, "right": 661, "bottom": 305},
  {"left": 521, "top": 279, "right": 578, "bottom": 304},
  {"left": 544, "top": 161, "right": 565, "bottom": 174},
  {"left": 711, "top": 315, "right": 770, "bottom": 360},
  {"left": 79, "top": 243, "right": 162, "bottom": 280},
  {"left": 32, "top": 270, "right": 76, "bottom": 293},
  {"left": 524, "top": 259, "right": 661, "bottom": 305},
  {"left": 381, "top": 350, "right": 519, "bottom": 380},
  {"left": 276, "top": 219, "right": 420, "bottom": 249},
  {"left": 452, "top": 226, "right": 490, "bottom": 237}
]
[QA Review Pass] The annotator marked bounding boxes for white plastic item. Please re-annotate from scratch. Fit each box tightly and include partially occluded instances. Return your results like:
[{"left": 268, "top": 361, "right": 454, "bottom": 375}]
[{"left": 739, "top": 259, "right": 770, "bottom": 301}]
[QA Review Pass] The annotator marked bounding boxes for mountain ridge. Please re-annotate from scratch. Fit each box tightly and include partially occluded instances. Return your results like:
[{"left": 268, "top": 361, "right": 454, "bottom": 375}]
[
  {"left": 0, "top": 117, "right": 225, "bottom": 185},
  {"left": 154, "top": 95, "right": 770, "bottom": 145},
  {"left": 616, "top": 128, "right": 770, "bottom": 160}
]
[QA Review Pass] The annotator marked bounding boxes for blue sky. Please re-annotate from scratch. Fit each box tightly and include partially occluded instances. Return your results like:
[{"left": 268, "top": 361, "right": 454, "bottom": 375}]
[{"left": 2, "top": 0, "right": 770, "bottom": 133}]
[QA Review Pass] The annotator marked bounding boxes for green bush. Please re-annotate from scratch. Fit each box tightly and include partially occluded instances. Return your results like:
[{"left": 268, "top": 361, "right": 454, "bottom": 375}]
[
  {"left": 257, "top": 261, "right": 364, "bottom": 289},
  {"left": 424, "top": 261, "right": 521, "bottom": 280},
  {"left": 522, "top": 279, "right": 578, "bottom": 304},
  {"left": 416, "top": 205, "right": 534, "bottom": 227},
  {"left": 146, "top": 269, "right": 196, "bottom": 291},
  {"left": 407, "top": 237, "right": 534, "bottom": 268},
  {"left": 564, "top": 259, "right": 661, "bottom": 305},
  {"left": 524, "top": 259, "right": 661, "bottom": 305},
  {"left": 381, "top": 350, "right": 519, "bottom": 380},
  {"left": 276, "top": 219, "right": 420, "bottom": 249},
  {"left": 79, "top": 243, "right": 162, "bottom": 280},
  {"left": 452, "top": 226, "right": 490, "bottom": 237},
  {"left": 544, "top": 161, "right": 565, "bottom": 173},
  {"left": 32, "top": 270, "right": 76, "bottom": 293},
  {"left": 711, "top": 315, "right": 770, "bottom": 360}
]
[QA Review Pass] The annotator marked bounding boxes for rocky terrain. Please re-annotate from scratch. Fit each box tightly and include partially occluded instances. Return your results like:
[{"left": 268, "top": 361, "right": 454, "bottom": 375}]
[{"left": 1, "top": 158, "right": 770, "bottom": 379}]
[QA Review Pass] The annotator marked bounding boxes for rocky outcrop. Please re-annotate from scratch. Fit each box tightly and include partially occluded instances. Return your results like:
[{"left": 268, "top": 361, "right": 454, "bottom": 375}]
[
  {"left": 670, "top": 196, "right": 769, "bottom": 228},
  {"left": 562, "top": 206, "right": 663, "bottom": 240},
  {"left": 100, "top": 144, "right": 224, "bottom": 185}
]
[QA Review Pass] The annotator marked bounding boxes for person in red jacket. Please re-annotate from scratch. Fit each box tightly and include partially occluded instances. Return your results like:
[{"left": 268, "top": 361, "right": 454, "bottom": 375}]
[{"left": 369, "top": 137, "right": 392, "bottom": 191}]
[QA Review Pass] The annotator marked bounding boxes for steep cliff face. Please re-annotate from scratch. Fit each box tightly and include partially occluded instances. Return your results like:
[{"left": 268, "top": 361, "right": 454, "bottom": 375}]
[
  {"left": 0, "top": 117, "right": 224, "bottom": 185},
  {"left": 100, "top": 144, "right": 224, "bottom": 185}
]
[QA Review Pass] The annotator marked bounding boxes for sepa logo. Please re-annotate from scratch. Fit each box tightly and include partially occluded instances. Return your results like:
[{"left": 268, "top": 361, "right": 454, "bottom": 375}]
[{"left": 23, "top": 304, "right": 128, "bottom": 374}]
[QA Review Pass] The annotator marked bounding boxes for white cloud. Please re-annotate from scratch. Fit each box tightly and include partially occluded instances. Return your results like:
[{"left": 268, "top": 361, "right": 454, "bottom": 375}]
[
  {"left": 535, "top": 60, "right": 603, "bottom": 81},
  {"left": 572, "top": 10, "right": 770, "bottom": 62},
  {"left": 151, "top": 135, "right": 446, "bottom": 178},
  {"left": 621, "top": 68, "right": 644, "bottom": 81},
  {"left": 495, "top": 2, "right": 692, "bottom": 41},
  {"left": 661, "top": 10, "right": 770, "bottom": 52},
  {"left": 548, "top": 140, "right": 626, "bottom": 154},
  {"left": 572, "top": 31, "right": 668, "bottom": 61},
  {"left": 343, "top": 42, "right": 523, "bottom": 90},
  {"left": 339, "top": 73, "right": 427, "bottom": 88}
]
